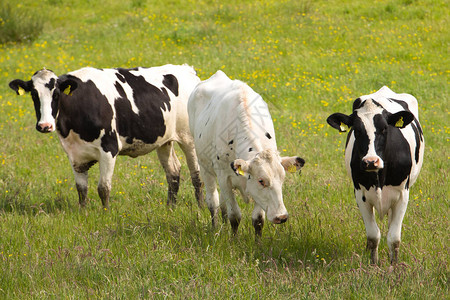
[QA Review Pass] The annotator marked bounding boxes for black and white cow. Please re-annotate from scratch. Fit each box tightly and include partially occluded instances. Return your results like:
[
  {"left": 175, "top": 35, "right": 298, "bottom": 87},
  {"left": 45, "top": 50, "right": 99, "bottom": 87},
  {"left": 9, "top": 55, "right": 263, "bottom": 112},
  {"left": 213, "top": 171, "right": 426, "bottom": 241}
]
[
  {"left": 9, "top": 64, "right": 203, "bottom": 208},
  {"left": 188, "top": 70, "right": 305, "bottom": 236},
  {"left": 327, "top": 86, "right": 424, "bottom": 264}
]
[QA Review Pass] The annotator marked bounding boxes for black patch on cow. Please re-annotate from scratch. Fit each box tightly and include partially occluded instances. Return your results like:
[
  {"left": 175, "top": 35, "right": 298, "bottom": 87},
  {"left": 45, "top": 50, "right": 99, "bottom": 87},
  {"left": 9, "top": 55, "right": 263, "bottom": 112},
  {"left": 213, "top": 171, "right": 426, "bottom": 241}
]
[
  {"left": 101, "top": 129, "right": 119, "bottom": 156},
  {"left": 249, "top": 147, "right": 253, "bottom": 152},
  {"left": 114, "top": 81, "right": 126, "bottom": 98},
  {"left": 228, "top": 140, "right": 234, "bottom": 145},
  {"left": 162, "top": 74, "right": 179, "bottom": 96},
  {"left": 29, "top": 88, "right": 41, "bottom": 124},
  {"left": 350, "top": 117, "right": 370, "bottom": 189},
  {"left": 45, "top": 78, "right": 55, "bottom": 90},
  {"left": 413, "top": 119, "right": 423, "bottom": 140},
  {"left": 56, "top": 75, "right": 116, "bottom": 151},
  {"left": 373, "top": 113, "right": 388, "bottom": 157},
  {"left": 116, "top": 72, "right": 126, "bottom": 83},
  {"left": 362, "top": 196, "right": 366, "bottom": 202},
  {"left": 73, "top": 160, "right": 97, "bottom": 173},
  {"left": 265, "top": 132, "right": 272, "bottom": 139},
  {"left": 411, "top": 122, "right": 421, "bottom": 163},
  {"left": 217, "top": 155, "right": 220, "bottom": 160},
  {"left": 114, "top": 68, "right": 171, "bottom": 145},
  {"left": 352, "top": 98, "right": 363, "bottom": 111},
  {"left": 405, "top": 176, "right": 410, "bottom": 190}
]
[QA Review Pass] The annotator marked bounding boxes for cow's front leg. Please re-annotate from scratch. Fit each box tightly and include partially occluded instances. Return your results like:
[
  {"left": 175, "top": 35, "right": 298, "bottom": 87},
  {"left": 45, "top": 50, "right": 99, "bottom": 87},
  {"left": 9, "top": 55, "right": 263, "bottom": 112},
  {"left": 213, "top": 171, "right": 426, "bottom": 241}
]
[
  {"left": 157, "top": 142, "right": 181, "bottom": 206},
  {"left": 387, "top": 191, "right": 409, "bottom": 265},
  {"left": 73, "top": 170, "right": 88, "bottom": 207},
  {"left": 356, "top": 189, "right": 381, "bottom": 264},
  {"left": 178, "top": 142, "right": 204, "bottom": 207},
  {"left": 98, "top": 154, "right": 117, "bottom": 209},
  {"left": 252, "top": 204, "right": 265, "bottom": 238},
  {"left": 218, "top": 177, "right": 241, "bottom": 235}
]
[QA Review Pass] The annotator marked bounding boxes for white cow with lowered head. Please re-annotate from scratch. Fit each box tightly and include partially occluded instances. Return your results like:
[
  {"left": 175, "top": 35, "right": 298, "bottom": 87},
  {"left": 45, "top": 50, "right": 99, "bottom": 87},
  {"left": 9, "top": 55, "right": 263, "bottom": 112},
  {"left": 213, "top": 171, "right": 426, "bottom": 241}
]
[{"left": 188, "top": 70, "right": 305, "bottom": 236}]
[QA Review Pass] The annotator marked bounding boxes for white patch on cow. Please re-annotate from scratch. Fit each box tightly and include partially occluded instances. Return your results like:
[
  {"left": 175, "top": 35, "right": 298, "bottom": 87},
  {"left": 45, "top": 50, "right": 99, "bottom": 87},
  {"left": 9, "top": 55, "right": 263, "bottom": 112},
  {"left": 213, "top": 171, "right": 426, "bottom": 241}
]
[
  {"left": 32, "top": 69, "right": 58, "bottom": 131},
  {"left": 59, "top": 129, "right": 103, "bottom": 164},
  {"left": 359, "top": 179, "right": 408, "bottom": 219}
]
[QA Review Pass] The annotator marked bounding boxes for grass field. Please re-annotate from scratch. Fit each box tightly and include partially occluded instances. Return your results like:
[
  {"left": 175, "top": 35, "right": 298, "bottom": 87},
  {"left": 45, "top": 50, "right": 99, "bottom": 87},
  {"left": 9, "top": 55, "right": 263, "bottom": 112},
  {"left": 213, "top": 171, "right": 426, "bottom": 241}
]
[{"left": 0, "top": 0, "right": 448, "bottom": 298}]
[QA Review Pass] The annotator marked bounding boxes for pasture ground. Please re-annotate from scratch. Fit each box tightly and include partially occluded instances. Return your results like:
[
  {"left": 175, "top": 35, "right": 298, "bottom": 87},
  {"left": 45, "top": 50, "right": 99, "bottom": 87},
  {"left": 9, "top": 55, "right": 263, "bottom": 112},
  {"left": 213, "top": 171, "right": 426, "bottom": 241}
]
[{"left": 0, "top": 0, "right": 448, "bottom": 298}]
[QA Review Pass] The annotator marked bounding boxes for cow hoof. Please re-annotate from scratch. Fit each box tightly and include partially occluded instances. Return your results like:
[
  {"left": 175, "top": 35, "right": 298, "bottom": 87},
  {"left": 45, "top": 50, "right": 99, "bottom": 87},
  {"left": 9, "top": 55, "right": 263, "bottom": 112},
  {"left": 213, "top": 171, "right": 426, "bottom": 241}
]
[{"left": 273, "top": 214, "right": 288, "bottom": 224}]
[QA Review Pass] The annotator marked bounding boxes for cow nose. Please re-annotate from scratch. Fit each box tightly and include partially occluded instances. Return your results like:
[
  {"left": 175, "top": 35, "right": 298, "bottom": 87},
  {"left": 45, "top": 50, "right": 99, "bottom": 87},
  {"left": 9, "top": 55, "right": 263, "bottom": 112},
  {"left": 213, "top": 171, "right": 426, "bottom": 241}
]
[
  {"left": 363, "top": 156, "right": 381, "bottom": 170},
  {"left": 37, "top": 123, "right": 53, "bottom": 133},
  {"left": 273, "top": 214, "right": 289, "bottom": 224}
]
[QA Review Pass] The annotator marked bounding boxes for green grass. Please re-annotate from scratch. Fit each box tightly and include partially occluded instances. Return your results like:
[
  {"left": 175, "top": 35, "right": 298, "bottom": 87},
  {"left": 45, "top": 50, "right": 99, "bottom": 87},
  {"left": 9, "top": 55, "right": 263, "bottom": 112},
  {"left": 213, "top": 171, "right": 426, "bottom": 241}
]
[{"left": 0, "top": 0, "right": 448, "bottom": 298}]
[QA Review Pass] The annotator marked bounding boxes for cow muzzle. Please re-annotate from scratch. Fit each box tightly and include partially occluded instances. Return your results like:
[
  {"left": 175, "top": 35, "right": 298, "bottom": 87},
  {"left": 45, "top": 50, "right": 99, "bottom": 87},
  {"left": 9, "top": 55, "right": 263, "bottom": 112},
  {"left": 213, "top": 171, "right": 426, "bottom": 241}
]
[
  {"left": 362, "top": 156, "right": 383, "bottom": 171},
  {"left": 37, "top": 123, "right": 54, "bottom": 133}
]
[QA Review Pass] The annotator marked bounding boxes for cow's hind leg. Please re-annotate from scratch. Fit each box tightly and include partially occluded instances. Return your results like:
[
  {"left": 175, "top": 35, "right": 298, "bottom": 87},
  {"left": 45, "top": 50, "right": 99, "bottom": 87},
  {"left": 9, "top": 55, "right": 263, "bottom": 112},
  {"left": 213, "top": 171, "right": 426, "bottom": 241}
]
[
  {"left": 98, "top": 154, "right": 117, "bottom": 209},
  {"left": 387, "top": 191, "right": 409, "bottom": 265},
  {"left": 157, "top": 142, "right": 181, "bottom": 206},
  {"left": 178, "top": 142, "right": 204, "bottom": 207},
  {"left": 356, "top": 190, "right": 381, "bottom": 264}
]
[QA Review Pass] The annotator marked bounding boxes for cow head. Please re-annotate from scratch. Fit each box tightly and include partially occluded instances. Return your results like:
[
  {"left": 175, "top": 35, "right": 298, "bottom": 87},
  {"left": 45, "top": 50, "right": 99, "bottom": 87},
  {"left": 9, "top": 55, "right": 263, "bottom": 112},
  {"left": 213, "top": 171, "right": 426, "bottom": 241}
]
[
  {"left": 9, "top": 69, "right": 77, "bottom": 133},
  {"left": 231, "top": 149, "right": 305, "bottom": 224},
  {"left": 327, "top": 98, "right": 414, "bottom": 172}
]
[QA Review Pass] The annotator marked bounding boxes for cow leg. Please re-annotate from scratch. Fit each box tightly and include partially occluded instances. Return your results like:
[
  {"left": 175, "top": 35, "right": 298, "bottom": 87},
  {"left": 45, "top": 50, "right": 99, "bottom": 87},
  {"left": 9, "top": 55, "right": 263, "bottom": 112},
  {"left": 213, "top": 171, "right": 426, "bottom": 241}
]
[
  {"left": 356, "top": 190, "right": 381, "bottom": 264},
  {"left": 218, "top": 177, "right": 241, "bottom": 235},
  {"left": 73, "top": 170, "right": 89, "bottom": 207},
  {"left": 200, "top": 167, "right": 219, "bottom": 227},
  {"left": 157, "top": 142, "right": 181, "bottom": 206},
  {"left": 387, "top": 191, "right": 409, "bottom": 265},
  {"left": 98, "top": 154, "right": 117, "bottom": 209},
  {"left": 178, "top": 142, "right": 204, "bottom": 207},
  {"left": 252, "top": 204, "right": 265, "bottom": 238}
]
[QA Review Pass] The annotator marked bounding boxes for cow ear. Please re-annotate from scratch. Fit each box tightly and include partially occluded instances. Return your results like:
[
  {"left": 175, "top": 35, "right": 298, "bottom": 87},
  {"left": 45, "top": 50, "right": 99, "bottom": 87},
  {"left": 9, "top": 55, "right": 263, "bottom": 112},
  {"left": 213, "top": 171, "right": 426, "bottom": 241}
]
[
  {"left": 231, "top": 159, "right": 250, "bottom": 176},
  {"left": 59, "top": 79, "right": 78, "bottom": 96},
  {"left": 9, "top": 79, "right": 31, "bottom": 96},
  {"left": 281, "top": 156, "right": 305, "bottom": 173},
  {"left": 388, "top": 111, "right": 414, "bottom": 128},
  {"left": 327, "top": 113, "right": 353, "bottom": 132}
]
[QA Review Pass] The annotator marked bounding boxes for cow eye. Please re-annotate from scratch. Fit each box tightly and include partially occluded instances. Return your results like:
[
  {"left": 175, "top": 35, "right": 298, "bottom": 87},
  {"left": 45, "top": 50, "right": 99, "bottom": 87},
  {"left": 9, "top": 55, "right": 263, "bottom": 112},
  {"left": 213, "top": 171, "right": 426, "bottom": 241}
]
[{"left": 258, "top": 179, "right": 266, "bottom": 187}]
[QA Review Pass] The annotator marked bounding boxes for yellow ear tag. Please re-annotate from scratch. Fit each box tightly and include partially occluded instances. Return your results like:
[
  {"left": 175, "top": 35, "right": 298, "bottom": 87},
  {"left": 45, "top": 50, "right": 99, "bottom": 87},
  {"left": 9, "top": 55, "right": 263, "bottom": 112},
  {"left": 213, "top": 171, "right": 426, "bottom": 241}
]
[
  {"left": 287, "top": 165, "right": 297, "bottom": 173},
  {"left": 18, "top": 86, "right": 25, "bottom": 96},
  {"left": 395, "top": 117, "right": 404, "bottom": 128},
  {"left": 237, "top": 166, "right": 245, "bottom": 176},
  {"left": 63, "top": 85, "right": 72, "bottom": 96},
  {"left": 340, "top": 122, "right": 348, "bottom": 132}
]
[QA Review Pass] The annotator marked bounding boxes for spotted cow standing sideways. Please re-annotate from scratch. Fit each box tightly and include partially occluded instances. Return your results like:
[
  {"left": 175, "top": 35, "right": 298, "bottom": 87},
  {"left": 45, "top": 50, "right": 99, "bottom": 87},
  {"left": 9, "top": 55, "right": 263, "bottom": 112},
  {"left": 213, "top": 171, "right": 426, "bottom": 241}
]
[
  {"left": 9, "top": 64, "right": 203, "bottom": 208},
  {"left": 188, "top": 70, "right": 305, "bottom": 237},
  {"left": 327, "top": 86, "right": 424, "bottom": 264}
]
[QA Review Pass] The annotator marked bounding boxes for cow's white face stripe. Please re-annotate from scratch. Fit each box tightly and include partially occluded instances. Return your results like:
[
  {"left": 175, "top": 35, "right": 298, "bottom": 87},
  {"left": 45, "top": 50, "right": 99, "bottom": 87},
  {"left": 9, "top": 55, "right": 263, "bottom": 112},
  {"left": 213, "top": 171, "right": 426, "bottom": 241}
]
[
  {"left": 32, "top": 70, "right": 57, "bottom": 130},
  {"left": 359, "top": 114, "right": 384, "bottom": 168},
  {"left": 355, "top": 100, "right": 385, "bottom": 168}
]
